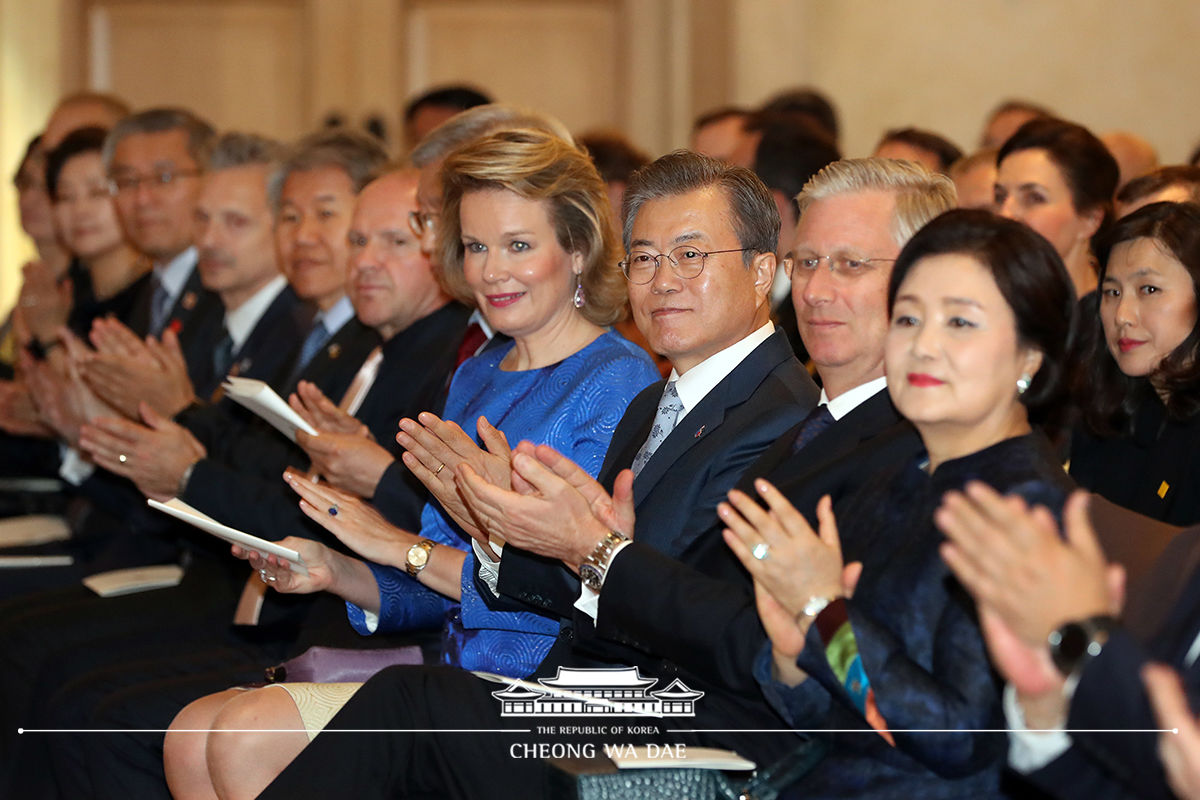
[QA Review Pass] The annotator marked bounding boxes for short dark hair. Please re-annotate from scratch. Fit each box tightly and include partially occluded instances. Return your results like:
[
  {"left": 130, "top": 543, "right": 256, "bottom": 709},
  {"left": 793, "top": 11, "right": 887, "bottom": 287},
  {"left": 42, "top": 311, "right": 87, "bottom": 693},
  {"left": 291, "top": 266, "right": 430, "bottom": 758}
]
[
  {"left": 760, "top": 87, "right": 840, "bottom": 141},
  {"left": 578, "top": 131, "right": 650, "bottom": 184},
  {"left": 102, "top": 107, "right": 216, "bottom": 171},
  {"left": 267, "top": 128, "right": 389, "bottom": 212},
  {"left": 875, "top": 127, "right": 964, "bottom": 173},
  {"left": 997, "top": 118, "right": 1118, "bottom": 219},
  {"left": 404, "top": 85, "right": 493, "bottom": 123},
  {"left": 45, "top": 126, "right": 109, "bottom": 201},
  {"left": 622, "top": 150, "right": 779, "bottom": 265},
  {"left": 1082, "top": 201, "right": 1200, "bottom": 433},
  {"left": 748, "top": 112, "right": 840, "bottom": 215},
  {"left": 888, "top": 208, "right": 1079, "bottom": 426},
  {"left": 1117, "top": 166, "right": 1200, "bottom": 208}
]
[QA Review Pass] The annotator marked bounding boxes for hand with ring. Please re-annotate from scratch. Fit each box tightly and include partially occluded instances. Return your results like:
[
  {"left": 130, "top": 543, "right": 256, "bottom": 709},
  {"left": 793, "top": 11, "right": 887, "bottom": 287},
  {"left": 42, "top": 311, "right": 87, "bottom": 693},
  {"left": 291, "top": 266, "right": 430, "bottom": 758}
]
[
  {"left": 231, "top": 536, "right": 379, "bottom": 612},
  {"left": 396, "top": 412, "right": 512, "bottom": 539},
  {"left": 720, "top": 485, "right": 861, "bottom": 683}
]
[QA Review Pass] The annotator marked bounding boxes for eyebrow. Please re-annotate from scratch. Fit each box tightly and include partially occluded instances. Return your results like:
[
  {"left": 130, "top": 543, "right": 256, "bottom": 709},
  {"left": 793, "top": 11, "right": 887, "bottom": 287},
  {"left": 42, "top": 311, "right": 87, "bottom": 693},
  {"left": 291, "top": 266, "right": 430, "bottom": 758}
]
[
  {"left": 314, "top": 194, "right": 341, "bottom": 204},
  {"left": 944, "top": 297, "right": 983, "bottom": 309},
  {"left": 629, "top": 231, "right": 708, "bottom": 250}
]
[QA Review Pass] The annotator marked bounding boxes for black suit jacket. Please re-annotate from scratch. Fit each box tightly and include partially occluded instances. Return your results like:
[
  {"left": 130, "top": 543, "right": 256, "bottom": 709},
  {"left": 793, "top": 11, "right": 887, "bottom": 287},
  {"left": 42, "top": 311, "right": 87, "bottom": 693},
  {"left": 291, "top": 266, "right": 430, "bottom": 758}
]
[
  {"left": 197, "top": 316, "right": 380, "bottom": 480},
  {"left": 496, "top": 328, "right": 817, "bottom": 617},
  {"left": 490, "top": 330, "right": 825, "bottom": 768},
  {"left": 175, "top": 286, "right": 313, "bottom": 450},
  {"left": 182, "top": 304, "right": 467, "bottom": 541},
  {"left": 126, "top": 253, "right": 226, "bottom": 395},
  {"left": 594, "top": 388, "right": 921, "bottom": 696}
]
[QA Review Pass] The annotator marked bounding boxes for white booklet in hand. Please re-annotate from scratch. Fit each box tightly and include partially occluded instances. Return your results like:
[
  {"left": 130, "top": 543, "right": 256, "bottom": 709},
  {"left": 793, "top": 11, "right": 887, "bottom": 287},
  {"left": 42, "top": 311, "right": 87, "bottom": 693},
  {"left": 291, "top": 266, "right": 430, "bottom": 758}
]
[
  {"left": 223, "top": 376, "right": 318, "bottom": 442},
  {"left": 147, "top": 497, "right": 309, "bottom": 575}
]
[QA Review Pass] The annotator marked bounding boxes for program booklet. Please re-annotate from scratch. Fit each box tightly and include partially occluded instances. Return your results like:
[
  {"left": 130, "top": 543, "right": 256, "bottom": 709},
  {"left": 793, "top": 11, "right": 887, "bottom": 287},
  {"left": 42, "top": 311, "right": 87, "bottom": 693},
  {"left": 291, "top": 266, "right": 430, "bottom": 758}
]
[
  {"left": 147, "top": 497, "right": 309, "bottom": 575},
  {"left": 223, "top": 376, "right": 318, "bottom": 442}
]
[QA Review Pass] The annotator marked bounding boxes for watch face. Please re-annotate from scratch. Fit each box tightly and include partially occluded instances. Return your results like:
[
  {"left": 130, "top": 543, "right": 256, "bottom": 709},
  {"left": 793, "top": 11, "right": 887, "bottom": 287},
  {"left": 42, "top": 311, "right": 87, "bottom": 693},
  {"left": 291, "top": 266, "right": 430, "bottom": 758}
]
[
  {"left": 580, "top": 564, "right": 603, "bottom": 592},
  {"left": 407, "top": 545, "right": 430, "bottom": 568},
  {"left": 1050, "top": 622, "right": 1089, "bottom": 675}
]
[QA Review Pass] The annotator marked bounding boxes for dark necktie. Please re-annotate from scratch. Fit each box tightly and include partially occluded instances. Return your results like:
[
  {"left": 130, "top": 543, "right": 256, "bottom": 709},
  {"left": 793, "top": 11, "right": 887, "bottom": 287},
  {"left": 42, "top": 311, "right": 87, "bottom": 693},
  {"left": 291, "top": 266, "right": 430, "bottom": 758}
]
[
  {"left": 148, "top": 275, "right": 172, "bottom": 336},
  {"left": 212, "top": 327, "right": 235, "bottom": 379},
  {"left": 791, "top": 404, "right": 835, "bottom": 453}
]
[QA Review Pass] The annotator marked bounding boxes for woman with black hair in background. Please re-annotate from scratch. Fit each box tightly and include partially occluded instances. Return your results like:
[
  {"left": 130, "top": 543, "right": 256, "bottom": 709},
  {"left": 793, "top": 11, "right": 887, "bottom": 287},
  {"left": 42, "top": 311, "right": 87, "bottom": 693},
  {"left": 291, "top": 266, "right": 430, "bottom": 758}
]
[{"left": 1070, "top": 201, "right": 1200, "bottom": 525}]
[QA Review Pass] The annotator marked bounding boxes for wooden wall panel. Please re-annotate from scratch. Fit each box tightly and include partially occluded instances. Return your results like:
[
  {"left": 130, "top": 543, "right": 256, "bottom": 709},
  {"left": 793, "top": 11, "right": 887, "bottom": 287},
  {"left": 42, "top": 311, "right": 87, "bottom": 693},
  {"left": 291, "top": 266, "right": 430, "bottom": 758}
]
[
  {"left": 90, "top": 0, "right": 308, "bottom": 139},
  {"left": 404, "top": 0, "right": 620, "bottom": 140}
]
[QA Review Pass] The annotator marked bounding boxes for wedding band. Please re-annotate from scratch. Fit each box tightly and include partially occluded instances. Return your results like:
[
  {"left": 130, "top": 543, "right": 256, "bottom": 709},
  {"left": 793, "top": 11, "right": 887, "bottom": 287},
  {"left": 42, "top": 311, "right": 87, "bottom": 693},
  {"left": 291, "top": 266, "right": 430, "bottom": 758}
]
[
  {"left": 259, "top": 568, "right": 269, "bottom": 583},
  {"left": 328, "top": 504, "right": 339, "bottom": 516},
  {"left": 118, "top": 454, "right": 128, "bottom": 464},
  {"left": 267, "top": 574, "right": 277, "bottom": 583},
  {"left": 751, "top": 542, "right": 770, "bottom": 561},
  {"left": 435, "top": 463, "right": 445, "bottom": 475}
]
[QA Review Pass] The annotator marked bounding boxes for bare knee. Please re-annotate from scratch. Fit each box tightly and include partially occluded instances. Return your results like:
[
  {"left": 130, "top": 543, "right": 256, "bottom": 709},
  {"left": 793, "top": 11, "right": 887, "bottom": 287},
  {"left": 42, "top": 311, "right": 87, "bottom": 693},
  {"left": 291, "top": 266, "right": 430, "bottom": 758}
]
[
  {"left": 208, "top": 687, "right": 309, "bottom": 800},
  {"left": 165, "top": 689, "right": 244, "bottom": 800}
]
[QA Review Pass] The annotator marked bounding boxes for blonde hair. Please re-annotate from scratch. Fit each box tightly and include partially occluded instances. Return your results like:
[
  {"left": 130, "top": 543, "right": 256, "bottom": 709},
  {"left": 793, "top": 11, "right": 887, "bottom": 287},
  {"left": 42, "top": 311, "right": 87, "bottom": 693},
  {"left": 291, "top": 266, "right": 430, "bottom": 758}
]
[
  {"left": 796, "top": 157, "right": 957, "bottom": 245},
  {"left": 437, "top": 128, "right": 626, "bottom": 326}
]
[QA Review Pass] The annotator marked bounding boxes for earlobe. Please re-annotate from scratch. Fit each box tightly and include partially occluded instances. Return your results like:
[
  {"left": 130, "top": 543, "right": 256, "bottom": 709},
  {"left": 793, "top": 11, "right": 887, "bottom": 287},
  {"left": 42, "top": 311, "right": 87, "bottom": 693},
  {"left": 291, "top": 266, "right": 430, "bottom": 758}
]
[{"left": 571, "top": 251, "right": 584, "bottom": 276}]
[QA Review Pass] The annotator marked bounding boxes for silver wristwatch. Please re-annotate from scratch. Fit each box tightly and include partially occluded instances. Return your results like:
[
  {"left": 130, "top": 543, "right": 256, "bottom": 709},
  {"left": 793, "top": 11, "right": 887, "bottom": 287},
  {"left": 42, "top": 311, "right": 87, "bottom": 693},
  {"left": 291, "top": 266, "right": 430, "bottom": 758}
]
[{"left": 579, "top": 530, "right": 629, "bottom": 592}]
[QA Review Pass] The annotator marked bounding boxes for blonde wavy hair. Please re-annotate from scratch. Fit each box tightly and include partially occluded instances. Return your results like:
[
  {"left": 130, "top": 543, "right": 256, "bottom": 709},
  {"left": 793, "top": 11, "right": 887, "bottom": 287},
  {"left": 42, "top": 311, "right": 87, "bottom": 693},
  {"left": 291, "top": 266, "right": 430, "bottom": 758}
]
[{"left": 437, "top": 128, "right": 626, "bottom": 326}]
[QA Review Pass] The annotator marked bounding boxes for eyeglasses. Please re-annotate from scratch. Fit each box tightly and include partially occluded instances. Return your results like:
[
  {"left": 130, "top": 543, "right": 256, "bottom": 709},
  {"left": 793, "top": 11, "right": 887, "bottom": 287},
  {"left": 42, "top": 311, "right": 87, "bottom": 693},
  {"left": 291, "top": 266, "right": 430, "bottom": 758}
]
[
  {"left": 783, "top": 253, "right": 896, "bottom": 280},
  {"left": 407, "top": 210, "right": 438, "bottom": 238},
  {"left": 619, "top": 246, "right": 752, "bottom": 285},
  {"left": 107, "top": 169, "right": 202, "bottom": 195}
]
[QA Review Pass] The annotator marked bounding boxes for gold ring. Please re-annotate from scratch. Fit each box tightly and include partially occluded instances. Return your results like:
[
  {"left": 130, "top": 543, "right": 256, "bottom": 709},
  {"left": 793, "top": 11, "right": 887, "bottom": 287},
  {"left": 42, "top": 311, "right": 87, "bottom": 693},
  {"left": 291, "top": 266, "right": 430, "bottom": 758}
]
[{"left": 435, "top": 463, "right": 445, "bottom": 476}]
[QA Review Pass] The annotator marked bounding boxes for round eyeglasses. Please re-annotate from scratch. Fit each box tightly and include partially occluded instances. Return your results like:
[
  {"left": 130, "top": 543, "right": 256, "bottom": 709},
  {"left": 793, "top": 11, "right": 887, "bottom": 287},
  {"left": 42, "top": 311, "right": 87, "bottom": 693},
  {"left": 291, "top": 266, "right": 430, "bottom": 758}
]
[{"left": 619, "top": 245, "right": 752, "bottom": 285}]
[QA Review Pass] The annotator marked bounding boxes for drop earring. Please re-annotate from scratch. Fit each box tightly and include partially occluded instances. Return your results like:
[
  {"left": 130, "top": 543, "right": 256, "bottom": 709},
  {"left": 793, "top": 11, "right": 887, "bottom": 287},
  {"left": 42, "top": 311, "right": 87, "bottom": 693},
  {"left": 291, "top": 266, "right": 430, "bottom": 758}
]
[
  {"left": 573, "top": 273, "right": 585, "bottom": 308},
  {"left": 1016, "top": 373, "right": 1032, "bottom": 395}
]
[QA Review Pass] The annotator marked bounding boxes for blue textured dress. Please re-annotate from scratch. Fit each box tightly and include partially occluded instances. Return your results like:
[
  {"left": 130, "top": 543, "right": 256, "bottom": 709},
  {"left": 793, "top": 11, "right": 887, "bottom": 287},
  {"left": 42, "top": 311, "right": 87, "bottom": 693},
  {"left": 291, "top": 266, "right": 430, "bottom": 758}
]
[{"left": 346, "top": 329, "right": 659, "bottom": 677}]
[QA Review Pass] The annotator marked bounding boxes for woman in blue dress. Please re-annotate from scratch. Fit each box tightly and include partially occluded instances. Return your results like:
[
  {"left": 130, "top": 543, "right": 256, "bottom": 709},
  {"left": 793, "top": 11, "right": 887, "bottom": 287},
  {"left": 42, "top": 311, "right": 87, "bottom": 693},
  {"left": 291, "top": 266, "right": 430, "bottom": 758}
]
[{"left": 165, "top": 128, "right": 658, "bottom": 800}]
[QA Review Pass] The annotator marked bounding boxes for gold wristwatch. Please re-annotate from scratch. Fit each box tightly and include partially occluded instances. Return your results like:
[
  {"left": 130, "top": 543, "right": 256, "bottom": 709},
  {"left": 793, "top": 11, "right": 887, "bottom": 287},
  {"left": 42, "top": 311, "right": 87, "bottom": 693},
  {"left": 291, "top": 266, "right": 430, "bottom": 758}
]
[{"left": 405, "top": 538, "right": 437, "bottom": 578}]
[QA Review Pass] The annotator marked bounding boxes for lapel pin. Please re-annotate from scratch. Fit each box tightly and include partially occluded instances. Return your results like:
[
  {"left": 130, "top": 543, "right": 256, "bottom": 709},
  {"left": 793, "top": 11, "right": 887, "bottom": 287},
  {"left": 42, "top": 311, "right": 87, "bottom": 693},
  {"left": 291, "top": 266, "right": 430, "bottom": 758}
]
[
  {"left": 1158, "top": 480, "right": 1170, "bottom": 499},
  {"left": 181, "top": 291, "right": 197, "bottom": 310},
  {"left": 694, "top": 425, "right": 706, "bottom": 438},
  {"left": 328, "top": 343, "right": 342, "bottom": 359}
]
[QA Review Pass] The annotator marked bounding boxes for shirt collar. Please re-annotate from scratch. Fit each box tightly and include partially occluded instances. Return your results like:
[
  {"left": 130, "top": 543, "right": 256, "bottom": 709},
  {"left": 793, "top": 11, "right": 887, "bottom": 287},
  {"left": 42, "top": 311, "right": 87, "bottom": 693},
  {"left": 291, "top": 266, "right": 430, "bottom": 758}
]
[
  {"left": 819, "top": 375, "right": 888, "bottom": 421},
  {"left": 317, "top": 293, "right": 355, "bottom": 335},
  {"left": 224, "top": 275, "right": 287, "bottom": 351},
  {"left": 154, "top": 246, "right": 197, "bottom": 301},
  {"left": 668, "top": 322, "right": 774, "bottom": 420}
]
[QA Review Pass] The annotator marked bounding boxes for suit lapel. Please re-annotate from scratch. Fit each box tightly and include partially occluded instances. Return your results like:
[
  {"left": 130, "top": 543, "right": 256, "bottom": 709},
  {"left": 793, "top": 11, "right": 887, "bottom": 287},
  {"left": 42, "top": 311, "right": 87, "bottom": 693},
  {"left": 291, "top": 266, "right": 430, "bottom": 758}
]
[
  {"left": 765, "top": 389, "right": 899, "bottom": 487},
  {"left": 631, "top": 331, "right": 795, "bottom": 506}
]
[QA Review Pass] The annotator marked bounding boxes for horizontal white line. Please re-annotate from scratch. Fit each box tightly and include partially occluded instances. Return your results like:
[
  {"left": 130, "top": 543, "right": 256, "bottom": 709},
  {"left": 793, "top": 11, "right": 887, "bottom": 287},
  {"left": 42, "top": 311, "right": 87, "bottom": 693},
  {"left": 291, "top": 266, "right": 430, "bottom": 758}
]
[{"left": 19, "top": 727, "right": 1177, "bottom": 735}]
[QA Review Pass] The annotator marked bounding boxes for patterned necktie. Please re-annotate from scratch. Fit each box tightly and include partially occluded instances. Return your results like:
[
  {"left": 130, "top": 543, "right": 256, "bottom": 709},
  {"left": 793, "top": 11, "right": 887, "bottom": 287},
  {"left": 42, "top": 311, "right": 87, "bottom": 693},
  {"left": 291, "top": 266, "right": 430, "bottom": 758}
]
[
  {"left": 631, "top": 381, "right": 684, "bottom": 477},
  {"left": 791, "top": 404, "right": 835, "bottom": 453},
  {"left": 148, "top": 276, "right": 172, "bottom": 336}
]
